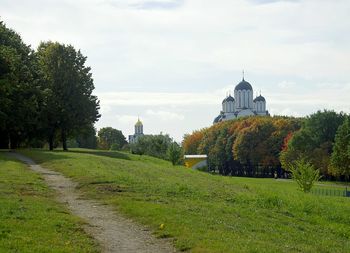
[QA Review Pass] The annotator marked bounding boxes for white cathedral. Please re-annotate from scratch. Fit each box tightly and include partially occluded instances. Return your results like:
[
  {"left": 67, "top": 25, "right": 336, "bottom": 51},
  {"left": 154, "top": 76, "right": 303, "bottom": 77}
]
[{"left": 213, "top": 77, "right": 269, "bottom": 124}]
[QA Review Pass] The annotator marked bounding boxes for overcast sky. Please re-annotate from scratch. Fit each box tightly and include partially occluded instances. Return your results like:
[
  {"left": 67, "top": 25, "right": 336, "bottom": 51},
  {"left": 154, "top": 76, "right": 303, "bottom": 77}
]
[{"left": 2, "top": 0, "right": 350, "bottom": 141}]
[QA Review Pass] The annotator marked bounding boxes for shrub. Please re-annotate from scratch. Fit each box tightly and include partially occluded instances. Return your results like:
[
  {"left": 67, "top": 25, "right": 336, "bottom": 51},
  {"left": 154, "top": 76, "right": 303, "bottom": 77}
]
[
  {"left": 289, "top": 158, "right": 322, "bottom": 192},
  {"left": 130, "top": 134, "right": 172, "bottom": 159},
  {"left": 110, "top": 143, "right": 120, "bottom": 151},
  {"left": 167, "top": 142, "right": 183, "bottom": 165}
]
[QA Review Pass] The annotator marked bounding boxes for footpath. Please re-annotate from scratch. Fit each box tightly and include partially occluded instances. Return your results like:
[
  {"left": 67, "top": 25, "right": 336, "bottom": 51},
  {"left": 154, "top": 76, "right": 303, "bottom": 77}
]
[{"left": 9, "top": 152, "right": 175, "bottom": 253}]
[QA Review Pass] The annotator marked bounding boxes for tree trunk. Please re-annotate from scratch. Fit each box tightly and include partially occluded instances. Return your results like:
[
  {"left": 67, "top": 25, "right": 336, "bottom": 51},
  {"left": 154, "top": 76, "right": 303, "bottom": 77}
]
[
  {"left": 61, "top": 129, "right": 68, "bottom": 151},
  {"left": 3, "top": 133, "right": 11, "bottom": 149},
  {"left": 49, "top": 133, "right": 54, "bottom": 151},
  {"left": 9, "top": 133, "right": 18, "bottom": 149}
]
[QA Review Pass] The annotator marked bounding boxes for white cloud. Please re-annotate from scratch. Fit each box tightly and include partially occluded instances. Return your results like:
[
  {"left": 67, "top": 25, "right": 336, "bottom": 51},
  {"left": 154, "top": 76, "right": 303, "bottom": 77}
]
[
  {"left": 99, "top": 104, "right": 112, "bottom": 114},
  {"left": 2, "top": 0, "right": 350, "bottom": 141},
  {"left": 97, "top": 91, "right": 221, "bottom": 106},
  {"left": 115, "top": 114, "right": 138, "bottom": 124},
  {"left": 269, "top": 107, "right": 301, "bottom": 117},
  {"left": 97, "top": 81, "right": 350, "bottom": 110},
  {"left": 277, "top": 80, "right": 296, "bottom": 89},
  {"left": 3, "top": 0, "right": 350, "bottom": 83},
  {"left": 146, "top": 109, "right": 184, "bottom": 120},
  {"left": 103, "top": 0, "right": 184, "bottom": 9}
]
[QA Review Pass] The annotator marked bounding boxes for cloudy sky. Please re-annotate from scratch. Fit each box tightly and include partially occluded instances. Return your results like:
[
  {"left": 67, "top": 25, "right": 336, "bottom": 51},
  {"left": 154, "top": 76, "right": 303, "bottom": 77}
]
[{"left": 2, "top": 0, "right": 350, "bottom": 141}]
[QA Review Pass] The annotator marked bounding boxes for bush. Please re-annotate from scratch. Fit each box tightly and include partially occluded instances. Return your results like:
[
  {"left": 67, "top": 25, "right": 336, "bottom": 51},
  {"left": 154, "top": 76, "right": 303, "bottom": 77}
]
[
  {"left": 289, "top": 158, "right": 322, "bottom": 192},
  {"left": 110, "top": 143, "right": 120, "bottom": 151},
  {"left": 196, "top": 165, "right": 208, "bottom": 172},
  {"left": 121, "top": 143, "right": 130, "bottom": 151},
  {"left": 67, "top": 139, "right": 79, "bottom": 148},
  {"left": 167, "top": 142, "right": 183, "bottom": 165},
  {"left": 130, "top": 134, "right": 172, "bottom": 159}
]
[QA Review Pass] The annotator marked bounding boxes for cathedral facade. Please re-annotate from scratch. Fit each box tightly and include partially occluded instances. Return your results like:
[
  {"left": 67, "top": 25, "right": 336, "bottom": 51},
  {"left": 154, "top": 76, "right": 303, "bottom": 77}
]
[{"left": 213, "top": 78, "right": 269, "bottom": 124}]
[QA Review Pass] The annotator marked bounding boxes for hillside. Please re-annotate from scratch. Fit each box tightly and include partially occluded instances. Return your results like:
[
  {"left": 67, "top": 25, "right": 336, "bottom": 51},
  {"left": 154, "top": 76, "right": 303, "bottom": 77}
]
[
  {"left": 18, "top": 149, "right": 350, "bottom": 252},
  {"left": 0, "top": 152, "right": 99, "bottom": 252}
]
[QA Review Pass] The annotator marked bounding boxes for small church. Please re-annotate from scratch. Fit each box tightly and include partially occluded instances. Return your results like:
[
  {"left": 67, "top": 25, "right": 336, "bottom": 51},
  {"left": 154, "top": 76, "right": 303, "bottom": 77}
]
[
  {"left": 213, "top": 75, "right": 269, "bottom": 124},
  {"left": 128, "top": 118, "right": 144, "bottom": 144}
]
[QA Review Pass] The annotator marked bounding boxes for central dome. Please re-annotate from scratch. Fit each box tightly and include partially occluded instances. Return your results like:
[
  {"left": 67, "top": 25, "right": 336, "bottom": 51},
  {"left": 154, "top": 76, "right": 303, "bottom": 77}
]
[{"left": 235, "top": 79, "right": 253, "bottom": 91}]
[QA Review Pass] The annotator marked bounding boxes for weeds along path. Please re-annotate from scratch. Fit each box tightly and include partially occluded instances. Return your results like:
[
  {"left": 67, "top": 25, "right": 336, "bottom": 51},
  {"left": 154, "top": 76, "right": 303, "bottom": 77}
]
[{"left": 9, "top": 152, "right": 175, "bottom": 253}]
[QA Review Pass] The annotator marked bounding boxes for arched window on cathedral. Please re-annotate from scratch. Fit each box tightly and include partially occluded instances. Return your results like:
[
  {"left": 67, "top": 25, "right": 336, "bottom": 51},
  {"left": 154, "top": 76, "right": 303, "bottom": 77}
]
[
  {"left": 241, "top": 90, "right": 245, "bottom": 108},
  {"left": 248, "top": 90, "right": 252, "bottom": 108},
  {"left": 238, "top": 91, "right": 241, "bottom": 108}
]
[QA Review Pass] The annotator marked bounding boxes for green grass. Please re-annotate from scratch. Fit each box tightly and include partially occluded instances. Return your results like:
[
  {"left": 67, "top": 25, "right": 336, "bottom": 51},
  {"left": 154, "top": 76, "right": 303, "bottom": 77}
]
[
  {"left": 20, "top": 149, "right": 350, "bottom": 253},
  {"left": 0, "top": 152, "right": 99, "bottom": 253}
]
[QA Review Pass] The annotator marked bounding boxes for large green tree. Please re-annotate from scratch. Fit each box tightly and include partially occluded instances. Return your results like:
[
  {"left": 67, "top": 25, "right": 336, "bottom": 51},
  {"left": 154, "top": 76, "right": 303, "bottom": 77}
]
[
  {"left": 76, "top": 124, "right": 98, "bottom": 149},
  {"left": 330, "top": 118, "right": 350, "bottom": 179},
  {"left": 37, "top": 42, "right": 100, "bottom": 150},
  {"left": 280, "top": 110, "right": 345, "bottom": 176},
  {"left": 0, "top": 21, "right": 42, "bottom": 148},
  {"left": 98, "top": 127, "right": 127, "bottom": 150}
]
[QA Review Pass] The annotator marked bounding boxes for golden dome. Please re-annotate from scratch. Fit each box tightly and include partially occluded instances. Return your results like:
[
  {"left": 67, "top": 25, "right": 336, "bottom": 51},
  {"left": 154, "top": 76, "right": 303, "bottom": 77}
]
[{"left": 135, "top": 118, "right": 143, "bottom": 126}]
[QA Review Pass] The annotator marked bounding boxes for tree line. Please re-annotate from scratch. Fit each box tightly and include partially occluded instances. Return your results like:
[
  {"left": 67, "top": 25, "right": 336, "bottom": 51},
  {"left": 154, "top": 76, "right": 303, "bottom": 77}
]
[
  {"left": 183, "top": 116, "right": 300, "bottom": 177},
  {"left": 183, "top": 111, "right": 350, "bottom": 180},
  {"left": 83, "top": 126, "right": 182, "bottom": 166},
  {"left": 281, "top": 110, "right": 350, "bottom": 180},
  {"left": 0, "top": 21, "right": 100, "bottom": 149},
  {"left": 130, "top": 134, "right": 182, "bottom": 165}
]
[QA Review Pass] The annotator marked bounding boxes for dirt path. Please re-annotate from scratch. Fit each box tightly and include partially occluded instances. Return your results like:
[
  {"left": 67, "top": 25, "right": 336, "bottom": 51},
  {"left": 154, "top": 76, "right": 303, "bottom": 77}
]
[{"left": 9, "top": 152, "right": 175, "bottom": 253}]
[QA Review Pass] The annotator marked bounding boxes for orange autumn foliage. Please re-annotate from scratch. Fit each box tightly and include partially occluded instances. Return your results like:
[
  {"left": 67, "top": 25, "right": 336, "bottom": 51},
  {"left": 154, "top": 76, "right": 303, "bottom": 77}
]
[{"left": 182, "top": 116, "right": 301, "bottom": 172}]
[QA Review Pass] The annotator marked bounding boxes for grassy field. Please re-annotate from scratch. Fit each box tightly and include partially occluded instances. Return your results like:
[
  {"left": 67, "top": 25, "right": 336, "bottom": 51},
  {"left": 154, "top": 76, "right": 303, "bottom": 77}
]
[
  {"left": 19, "top": 149, "right": 350, "bottom": 253},
  {"left": 0, "top": 152, "right": 99, "bottom": 253}
]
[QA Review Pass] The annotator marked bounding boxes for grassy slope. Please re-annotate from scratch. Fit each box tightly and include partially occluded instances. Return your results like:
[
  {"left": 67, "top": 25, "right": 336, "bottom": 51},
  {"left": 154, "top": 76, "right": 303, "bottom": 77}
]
[
  {"left": 0, "top": 152, "right": 99, "bottom": 253},
  {"left": 21, "top": 149, "right": 350, "bottom": 253}
]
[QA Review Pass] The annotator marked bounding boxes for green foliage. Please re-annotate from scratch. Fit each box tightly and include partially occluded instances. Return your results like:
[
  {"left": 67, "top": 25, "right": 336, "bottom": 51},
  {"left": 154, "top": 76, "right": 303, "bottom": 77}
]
[
  {"left": 20, "top": 149, "right": 350, "bottom": 253},
  {"left": 0, "top": 153, "right": 99, "bottom": 252},
  {"left": 75, "top": 124, "right": 98, "bottom": 149},
  {"left": 67, "top": 138, "right": 79, "bottom": 148},
  {"left": 0, "top": 20, "right": 42, "bottom": 148},
  {"left": 289, "top": 158, "right": 322, "bottom": 192},
  {"left": 330, "top": 118, "right": 350, "bottom": 179},
  {"left": 0, "top": 20, "right": 100, "bottom": 150},
  {"left": 167, "top": 142, "right": 183, "bottom": 165},
  {"left": 98, "top": 127, "right": 127, "bottom": 150},
  {"left": 36, "top": 41, "right": 100, "bottom": 150},
  {"left": 131, "top": 134, "right": 172, "bottom": 160},
  {"left": 281, "top": 110, "right": 346, "bottom": 176},
  {"left": 110, "top": 143, "right": 120, "bottom": 151}
]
